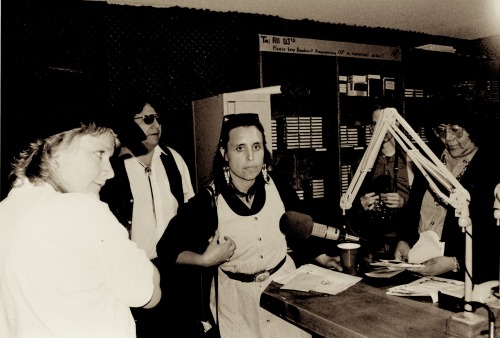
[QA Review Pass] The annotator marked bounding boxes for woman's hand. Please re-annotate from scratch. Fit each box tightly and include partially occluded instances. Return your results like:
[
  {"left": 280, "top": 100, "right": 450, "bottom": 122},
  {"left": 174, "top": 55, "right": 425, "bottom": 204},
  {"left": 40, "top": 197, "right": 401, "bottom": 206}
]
[
  {"left": 175, "top": 230, "right": 236, "bottom": 267},
  {"left": 202, "top": 230, "right": 236, "bottom": 267},
  {"left": 394, "top": 240, "right": 411, "bottom": 261},
  {"left": 360, "top": 192, "right": 379, "bottom": 211},
  {"left": 407, "top": 256, "right": 455, "bottom": 276},
  {"left": 380, "top": 192, "right": 404, "bottom": 209},
  {"left": 315, "top": 253, "right": 342, "bottom": 271}
]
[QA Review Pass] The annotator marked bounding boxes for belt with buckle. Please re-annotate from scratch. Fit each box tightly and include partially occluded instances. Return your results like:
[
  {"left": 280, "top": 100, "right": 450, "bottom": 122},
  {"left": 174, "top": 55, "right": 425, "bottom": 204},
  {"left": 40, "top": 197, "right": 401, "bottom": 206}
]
[{"left": 222, "top": 257, "right": 286, "bottom": 283}]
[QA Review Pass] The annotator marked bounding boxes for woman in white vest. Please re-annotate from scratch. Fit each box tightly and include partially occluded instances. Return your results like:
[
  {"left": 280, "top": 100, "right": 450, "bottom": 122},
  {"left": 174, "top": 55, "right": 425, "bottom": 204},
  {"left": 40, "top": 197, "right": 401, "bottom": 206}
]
[{"left": 161, "top": 113, "right": 341, "bottom": 338}]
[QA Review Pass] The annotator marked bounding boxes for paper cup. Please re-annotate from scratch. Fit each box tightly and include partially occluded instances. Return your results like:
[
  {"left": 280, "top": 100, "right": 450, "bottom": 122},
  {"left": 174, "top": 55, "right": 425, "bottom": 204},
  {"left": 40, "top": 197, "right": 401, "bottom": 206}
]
[{"left": 338, "top": 243, "right": 361, "bottom": 275}]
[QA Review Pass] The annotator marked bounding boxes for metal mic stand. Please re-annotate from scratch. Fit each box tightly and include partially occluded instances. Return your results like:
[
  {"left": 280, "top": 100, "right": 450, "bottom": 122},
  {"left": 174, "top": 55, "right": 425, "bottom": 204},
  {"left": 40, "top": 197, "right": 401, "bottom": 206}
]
[{"left": 339, "top": 108, "right": 489, "bottom": 337}]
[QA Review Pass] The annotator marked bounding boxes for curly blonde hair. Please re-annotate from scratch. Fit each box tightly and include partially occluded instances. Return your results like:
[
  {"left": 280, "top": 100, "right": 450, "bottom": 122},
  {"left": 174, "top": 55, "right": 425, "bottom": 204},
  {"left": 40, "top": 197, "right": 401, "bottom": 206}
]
[{"left": 10, "top": 123, "right": 120, "bottom": 188}]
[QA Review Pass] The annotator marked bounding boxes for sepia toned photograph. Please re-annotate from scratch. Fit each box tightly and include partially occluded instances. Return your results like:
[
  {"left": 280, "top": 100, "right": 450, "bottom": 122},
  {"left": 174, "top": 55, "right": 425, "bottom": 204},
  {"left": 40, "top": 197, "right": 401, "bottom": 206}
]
[{"left": 1, "top": 1, "right": 500, "bottom": 337}]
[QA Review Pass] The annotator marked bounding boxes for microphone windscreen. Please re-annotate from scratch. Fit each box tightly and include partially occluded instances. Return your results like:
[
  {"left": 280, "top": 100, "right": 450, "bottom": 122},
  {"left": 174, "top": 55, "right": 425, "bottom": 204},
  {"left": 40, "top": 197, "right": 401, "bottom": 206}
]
[{"left": 279, "top": 211, "right": 314, "bottom": 239}]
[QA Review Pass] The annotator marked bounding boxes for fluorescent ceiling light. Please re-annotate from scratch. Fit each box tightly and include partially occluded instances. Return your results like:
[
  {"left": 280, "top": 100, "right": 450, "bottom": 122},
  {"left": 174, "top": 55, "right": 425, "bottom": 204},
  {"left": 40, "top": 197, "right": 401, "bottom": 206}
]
[{"left": 415, "top": 44, "right": 456, "bottom": 53}]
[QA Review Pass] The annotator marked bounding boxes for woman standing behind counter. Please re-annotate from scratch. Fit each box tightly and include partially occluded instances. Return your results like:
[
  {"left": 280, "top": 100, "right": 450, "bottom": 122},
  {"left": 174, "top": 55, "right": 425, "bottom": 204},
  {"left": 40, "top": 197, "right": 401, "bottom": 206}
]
[
  {"left": 395, "top": 100, "right": 499, "bottom": 283},
  {"left": 160, "top": 113, "right": 339, "bottom": 338}
]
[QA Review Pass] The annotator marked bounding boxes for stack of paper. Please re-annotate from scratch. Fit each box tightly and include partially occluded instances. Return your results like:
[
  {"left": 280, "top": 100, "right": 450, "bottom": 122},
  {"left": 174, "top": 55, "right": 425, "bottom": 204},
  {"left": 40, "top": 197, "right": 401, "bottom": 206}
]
[
  {"left": 272, "top": 264, "right": 362, "bottom": 295},
  {"left": 365, "top": 259, "right": 424, "bottom": 279},
  {"left": 386, "top": 276, "right": 464, "bottom": 302},
  {"left": 370, "top": 259, "right": 425, "bottom": 270}
]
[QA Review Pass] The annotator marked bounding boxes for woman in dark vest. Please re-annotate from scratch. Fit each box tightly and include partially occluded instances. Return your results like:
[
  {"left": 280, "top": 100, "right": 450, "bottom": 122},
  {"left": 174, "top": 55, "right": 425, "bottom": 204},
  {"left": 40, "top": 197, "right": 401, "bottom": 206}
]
[{"left": 100, "top": 95, "right": 195, "bottom": 338}]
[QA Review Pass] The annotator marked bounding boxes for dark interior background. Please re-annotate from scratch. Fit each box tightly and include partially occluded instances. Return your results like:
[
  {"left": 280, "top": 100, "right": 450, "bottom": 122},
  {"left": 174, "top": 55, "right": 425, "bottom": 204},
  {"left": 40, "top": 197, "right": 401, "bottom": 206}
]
[{"left": 2, "top": 1, "right": 499, "bottom": 201}]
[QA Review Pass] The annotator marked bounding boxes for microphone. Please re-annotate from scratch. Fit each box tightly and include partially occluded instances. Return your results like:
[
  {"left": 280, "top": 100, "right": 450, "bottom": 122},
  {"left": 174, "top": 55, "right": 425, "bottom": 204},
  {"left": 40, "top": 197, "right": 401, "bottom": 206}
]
[{"left": 279, "top": 211, "right": 359, "bottom": 242}]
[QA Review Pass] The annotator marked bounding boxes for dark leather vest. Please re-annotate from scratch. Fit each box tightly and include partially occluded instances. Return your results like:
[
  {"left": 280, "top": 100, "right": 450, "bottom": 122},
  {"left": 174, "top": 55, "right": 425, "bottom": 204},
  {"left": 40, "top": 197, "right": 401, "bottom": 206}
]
[{"left": 100, "top": 147, "right": 184, "bottom": 233}]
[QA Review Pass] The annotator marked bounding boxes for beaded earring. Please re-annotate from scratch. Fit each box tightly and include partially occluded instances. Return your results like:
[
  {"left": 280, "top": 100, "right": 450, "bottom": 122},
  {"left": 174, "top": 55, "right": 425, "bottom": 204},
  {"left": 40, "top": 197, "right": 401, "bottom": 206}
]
[
  {"left": 262, "top": 164, "right": 270, "bottom": 183},
  {"left": 224, "top": 165, "right": 231, "bottom": 185}
]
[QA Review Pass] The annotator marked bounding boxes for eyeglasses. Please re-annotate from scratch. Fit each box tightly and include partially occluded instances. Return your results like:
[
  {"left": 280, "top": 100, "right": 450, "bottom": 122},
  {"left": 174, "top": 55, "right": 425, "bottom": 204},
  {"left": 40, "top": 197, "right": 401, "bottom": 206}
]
[
  {"left": 134, "top": 114, "right": 160, "bottom": 125},
  {"left": 433, "top": 125, "right": 463, "bottom": 138}
]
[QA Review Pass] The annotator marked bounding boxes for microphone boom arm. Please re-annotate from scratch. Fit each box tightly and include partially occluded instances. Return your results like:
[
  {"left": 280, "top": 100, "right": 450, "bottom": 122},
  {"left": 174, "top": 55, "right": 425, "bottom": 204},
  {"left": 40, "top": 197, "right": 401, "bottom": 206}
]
[{"left": 339, "top": 108, "right": 473, "bottom": 309}]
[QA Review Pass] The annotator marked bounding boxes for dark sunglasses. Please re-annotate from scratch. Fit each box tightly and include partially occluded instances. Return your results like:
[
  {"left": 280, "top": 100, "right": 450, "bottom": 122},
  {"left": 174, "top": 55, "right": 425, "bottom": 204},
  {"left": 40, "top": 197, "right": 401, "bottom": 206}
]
[
  {"left": 223, "top": 113, "right": 260, "bottom": 123},
  {"left": 219, "top": 113, "right": 263, "bottom": 145},
  {"left": 134, "top": 114, "right": 160, "bottom": 125}
]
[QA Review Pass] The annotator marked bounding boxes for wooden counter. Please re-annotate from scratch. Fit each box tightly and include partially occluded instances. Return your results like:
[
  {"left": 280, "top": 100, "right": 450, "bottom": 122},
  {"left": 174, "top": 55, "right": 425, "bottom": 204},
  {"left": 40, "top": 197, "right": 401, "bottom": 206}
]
[{"left": 261, "top": 277, "right": 455, "bottom": 338}]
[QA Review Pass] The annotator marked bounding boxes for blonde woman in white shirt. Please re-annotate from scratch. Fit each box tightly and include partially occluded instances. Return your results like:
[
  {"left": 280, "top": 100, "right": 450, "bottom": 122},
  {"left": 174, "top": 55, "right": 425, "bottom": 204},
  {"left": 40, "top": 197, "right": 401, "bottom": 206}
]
[{"left": 0, "top": 122, "right": 160, "bottom": 338}]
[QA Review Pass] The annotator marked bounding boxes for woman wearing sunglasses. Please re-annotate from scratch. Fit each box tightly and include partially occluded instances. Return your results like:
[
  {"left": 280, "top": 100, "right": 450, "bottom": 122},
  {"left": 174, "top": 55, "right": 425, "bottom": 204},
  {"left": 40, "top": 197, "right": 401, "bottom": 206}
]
[
  {"left": 100, "top": 96, "right": 195, "bottom": 338},
  {"left": 394, "top": 98, "right": 499, "bottom": 284}
]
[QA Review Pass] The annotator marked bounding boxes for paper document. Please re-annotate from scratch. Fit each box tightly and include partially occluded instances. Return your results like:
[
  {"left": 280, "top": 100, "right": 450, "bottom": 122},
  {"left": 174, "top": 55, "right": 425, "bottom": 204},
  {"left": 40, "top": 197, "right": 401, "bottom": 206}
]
[
  {"left": 273, "top": 264, "right": 362, "bottom": 295},
  {"left": 386, "top": 276, "right": 464, "bottom": 302},
  {"left": 365, "top": 267, "right": 405, "bottom": 278},
  {"left": 370, "top": 259, "right": 425, "bottom": 270},
  {"left": 408, "top": 230, "right": 445, "bottom": 263},
  {"left": 365, "top": 259, "right": 423, "bottom": 278}
]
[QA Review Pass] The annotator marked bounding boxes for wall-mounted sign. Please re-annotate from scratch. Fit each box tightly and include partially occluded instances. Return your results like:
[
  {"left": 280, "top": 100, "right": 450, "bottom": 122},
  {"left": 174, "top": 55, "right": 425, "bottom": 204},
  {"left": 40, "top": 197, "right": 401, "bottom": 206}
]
[{"left": 259, "top": 34, "right": 401, "bottom": 61}]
